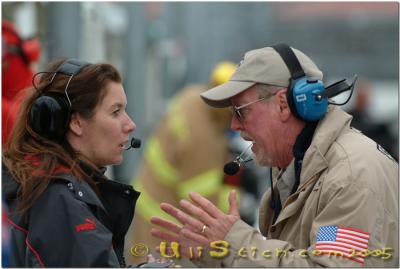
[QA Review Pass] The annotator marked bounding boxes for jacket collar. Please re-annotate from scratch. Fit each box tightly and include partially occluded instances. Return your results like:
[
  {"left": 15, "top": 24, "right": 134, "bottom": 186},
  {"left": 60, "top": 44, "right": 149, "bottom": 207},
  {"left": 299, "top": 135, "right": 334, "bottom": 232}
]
[
  {"left": 299, "top": 106, "right": 353, "bottom": 188},
  {"left": 78, "top": 160, "right": 108, "bottom": 182}
]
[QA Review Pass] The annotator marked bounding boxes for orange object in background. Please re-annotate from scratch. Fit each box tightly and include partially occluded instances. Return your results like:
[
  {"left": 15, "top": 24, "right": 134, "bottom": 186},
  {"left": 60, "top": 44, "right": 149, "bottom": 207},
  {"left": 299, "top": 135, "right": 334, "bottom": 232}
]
[{"left": 2, "top": 20, "right": 41, "bottom": 145}]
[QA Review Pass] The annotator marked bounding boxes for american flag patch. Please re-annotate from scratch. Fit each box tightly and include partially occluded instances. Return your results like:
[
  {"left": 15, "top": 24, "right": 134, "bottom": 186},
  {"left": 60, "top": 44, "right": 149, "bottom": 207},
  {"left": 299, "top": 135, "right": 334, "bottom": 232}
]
[{"left": 315, "top": 225, "right": 370, "bottom": 264}]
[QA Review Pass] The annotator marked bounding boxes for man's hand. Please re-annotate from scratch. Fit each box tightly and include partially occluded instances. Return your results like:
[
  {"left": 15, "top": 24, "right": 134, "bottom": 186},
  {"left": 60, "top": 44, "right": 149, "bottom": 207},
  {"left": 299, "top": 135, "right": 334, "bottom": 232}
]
[{"left": 150, "top": 190, "right": 240, "bottom": 259}]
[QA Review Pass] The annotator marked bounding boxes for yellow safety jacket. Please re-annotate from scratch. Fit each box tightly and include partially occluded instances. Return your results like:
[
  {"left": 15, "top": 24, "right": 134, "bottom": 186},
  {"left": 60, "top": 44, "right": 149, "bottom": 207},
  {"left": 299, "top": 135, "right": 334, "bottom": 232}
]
[{"left": 125, "top": 85, "right": 236, "bottom": 264}]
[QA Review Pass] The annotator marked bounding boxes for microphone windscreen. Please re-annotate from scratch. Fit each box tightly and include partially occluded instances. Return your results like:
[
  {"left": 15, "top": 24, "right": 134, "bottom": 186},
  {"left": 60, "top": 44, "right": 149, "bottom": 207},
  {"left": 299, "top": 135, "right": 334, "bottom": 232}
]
[
  {"left": 131, "top": 138, "right": 141, "bottom": 148},
  {"left": 224, "top": 161, "right": 240, "bottom": 175}
]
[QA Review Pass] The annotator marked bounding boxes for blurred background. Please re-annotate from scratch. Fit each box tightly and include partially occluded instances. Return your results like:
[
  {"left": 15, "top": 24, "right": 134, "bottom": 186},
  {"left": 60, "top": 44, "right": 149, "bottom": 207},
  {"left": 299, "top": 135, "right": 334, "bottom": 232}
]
[{"left": 2, "top": 2, "right": 398, "bottom": 263}]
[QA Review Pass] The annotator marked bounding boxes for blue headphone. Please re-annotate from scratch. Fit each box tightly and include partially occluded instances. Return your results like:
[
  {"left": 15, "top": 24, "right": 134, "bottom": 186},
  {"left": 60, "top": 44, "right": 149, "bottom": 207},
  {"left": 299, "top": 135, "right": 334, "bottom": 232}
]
[
  {"left": 272, "top": 44, "right": 328, "bottom": 121},
  {"left": 29, "top": 59, "right": 90, "bottom": 140}
]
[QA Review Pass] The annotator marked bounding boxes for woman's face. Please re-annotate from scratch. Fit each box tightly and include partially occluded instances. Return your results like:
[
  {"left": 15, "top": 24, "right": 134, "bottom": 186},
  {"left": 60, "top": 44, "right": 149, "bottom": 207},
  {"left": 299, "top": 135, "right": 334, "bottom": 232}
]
[{"left": 73, "top": 81, "right": 136, "bottom": 167}]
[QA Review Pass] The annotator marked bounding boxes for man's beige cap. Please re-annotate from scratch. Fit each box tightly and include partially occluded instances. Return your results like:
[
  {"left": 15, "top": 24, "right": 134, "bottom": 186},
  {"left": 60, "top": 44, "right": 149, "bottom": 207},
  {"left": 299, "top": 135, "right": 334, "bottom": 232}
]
[{"left": 200, "top": 46, "right": 323, "bottom": 108}]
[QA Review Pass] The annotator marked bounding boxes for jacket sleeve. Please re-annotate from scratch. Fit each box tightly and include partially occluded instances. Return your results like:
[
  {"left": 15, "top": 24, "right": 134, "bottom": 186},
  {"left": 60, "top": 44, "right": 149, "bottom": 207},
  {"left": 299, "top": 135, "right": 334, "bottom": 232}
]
[
  {"left": 194, "top": 162, "right": 395, "bottom": 267},
  {"left": 25, "top": 182, "right": 118, "bottom": 267}
]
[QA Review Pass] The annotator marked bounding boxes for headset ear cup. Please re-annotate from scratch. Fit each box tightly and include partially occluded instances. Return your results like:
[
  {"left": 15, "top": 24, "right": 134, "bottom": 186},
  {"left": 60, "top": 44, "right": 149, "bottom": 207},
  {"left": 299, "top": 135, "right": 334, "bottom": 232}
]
[
  {"left": 29, "top": 95, "right": 70, "bottom": 139},
  {"left": 286, "top": 79, "right": 301, "bottom": 120},
  {"left": 21, "top": 37, "right": 41, "bottom": 63}
]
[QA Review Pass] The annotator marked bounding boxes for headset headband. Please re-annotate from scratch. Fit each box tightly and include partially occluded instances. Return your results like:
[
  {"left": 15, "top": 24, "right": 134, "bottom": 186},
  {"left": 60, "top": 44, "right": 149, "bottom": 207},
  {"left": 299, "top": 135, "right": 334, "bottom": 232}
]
[
  {"left": 272, "top": 43, "right": 305, "bottom": 80},
  {"left": 57, "top": 58, "right": 90, "bottom": 76},
  {"left": 54, "top": 59, "right": 90, "bottom": 106}
]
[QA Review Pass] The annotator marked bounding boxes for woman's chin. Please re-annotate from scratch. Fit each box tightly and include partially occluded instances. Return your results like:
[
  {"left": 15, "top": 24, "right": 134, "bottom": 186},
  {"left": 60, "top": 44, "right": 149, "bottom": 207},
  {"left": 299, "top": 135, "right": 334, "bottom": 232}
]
[
  {"left": 114, "top": 157, "right": 123, "bottom": 165},
  {"left": 106, "top": 156, "right": 123, "bottom": 166}
]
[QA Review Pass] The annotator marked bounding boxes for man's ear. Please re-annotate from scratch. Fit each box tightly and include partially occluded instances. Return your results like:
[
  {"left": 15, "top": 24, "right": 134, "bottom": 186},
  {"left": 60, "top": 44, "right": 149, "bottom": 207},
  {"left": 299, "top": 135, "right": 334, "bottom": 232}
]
[
  {"left": 69, "top": 113, "right": 83, "bottom": 136},
  {"left": 275, "top": 89, "right": 291, "bottom": 122}
]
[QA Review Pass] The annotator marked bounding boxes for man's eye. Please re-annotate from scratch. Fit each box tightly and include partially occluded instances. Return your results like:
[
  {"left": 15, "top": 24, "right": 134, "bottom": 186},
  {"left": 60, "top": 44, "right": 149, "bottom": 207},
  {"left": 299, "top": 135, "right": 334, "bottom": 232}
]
[
  {"left": 239, "top": 108, "right": 247, "bottom": 116},
  {"left": 113, "top": 109, "right": 120, "bottom": 115}
]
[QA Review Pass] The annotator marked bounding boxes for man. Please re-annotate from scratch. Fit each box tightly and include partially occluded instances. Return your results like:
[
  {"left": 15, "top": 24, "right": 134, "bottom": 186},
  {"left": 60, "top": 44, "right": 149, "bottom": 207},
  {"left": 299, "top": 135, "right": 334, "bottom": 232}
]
[{"left": 150, "top": 44, "right": 398, "bottom": 267}]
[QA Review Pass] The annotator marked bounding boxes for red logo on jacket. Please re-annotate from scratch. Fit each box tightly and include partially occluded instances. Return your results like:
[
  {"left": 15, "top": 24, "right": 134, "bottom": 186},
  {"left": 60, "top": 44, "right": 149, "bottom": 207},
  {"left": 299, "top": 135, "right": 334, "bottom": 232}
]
[{"left": 75, "top": 218, "right": 96, "bottom": 232}]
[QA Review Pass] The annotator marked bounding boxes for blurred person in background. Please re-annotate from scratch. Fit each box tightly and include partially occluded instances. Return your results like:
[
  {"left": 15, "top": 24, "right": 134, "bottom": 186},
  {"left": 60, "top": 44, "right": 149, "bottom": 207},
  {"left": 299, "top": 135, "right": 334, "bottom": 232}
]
[
  {"left": 348, "top": 78, "right": 398, "bottom": 160},
  {"left": 126, "top": 61, "right": 260, "bottom": 265},
  {"left": 151, "top": 44, "right": 398, "bottom": 267},
  {"left": 2, "top": 58, "right": 141, "bottom": 267},
  {"left": 2, "top": 19, "right": 41, "bottom": 146}
]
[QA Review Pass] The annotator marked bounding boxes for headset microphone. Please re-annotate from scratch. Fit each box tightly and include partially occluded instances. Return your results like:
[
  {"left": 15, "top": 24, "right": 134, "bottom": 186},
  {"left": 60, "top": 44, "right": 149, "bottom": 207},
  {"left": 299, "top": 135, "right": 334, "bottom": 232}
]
[
  {"left": 317, "top": 75, "right": 358, "bottom": 105},
  {"left": 224, "top": 142, "right": 253, "bottom": 175},
  {"left": 124, "top": 137, "right": 142, "bottom": 150}
]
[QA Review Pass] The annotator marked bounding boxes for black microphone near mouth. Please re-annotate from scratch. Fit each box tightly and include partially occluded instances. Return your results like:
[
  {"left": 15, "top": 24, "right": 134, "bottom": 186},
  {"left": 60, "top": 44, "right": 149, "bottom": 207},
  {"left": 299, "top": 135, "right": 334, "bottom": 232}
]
[
  {"left": 223, "top": 142, "right": 253, "bottom": 175},
  {"left": 124, "top": 137, "right": 142, "bottom": 150}
]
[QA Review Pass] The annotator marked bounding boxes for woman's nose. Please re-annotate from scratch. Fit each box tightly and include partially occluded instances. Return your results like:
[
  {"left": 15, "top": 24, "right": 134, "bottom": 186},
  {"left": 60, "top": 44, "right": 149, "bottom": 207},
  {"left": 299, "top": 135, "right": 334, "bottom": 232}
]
[{"left": 125, "top": 114, "right": 136, "bottom": 133}]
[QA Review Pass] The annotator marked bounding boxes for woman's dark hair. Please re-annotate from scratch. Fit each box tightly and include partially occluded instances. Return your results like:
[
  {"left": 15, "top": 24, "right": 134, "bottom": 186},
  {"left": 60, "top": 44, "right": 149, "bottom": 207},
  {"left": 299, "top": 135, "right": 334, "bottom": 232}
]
[{"left": 3, "top": 58, "right": 122, "bottom": 212}]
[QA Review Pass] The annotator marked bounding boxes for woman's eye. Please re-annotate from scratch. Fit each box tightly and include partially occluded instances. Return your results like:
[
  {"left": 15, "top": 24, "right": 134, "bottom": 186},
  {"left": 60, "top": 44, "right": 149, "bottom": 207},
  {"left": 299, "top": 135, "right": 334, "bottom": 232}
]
[{"left": 112, "top": 109, "right": 120, "bottom": 116}]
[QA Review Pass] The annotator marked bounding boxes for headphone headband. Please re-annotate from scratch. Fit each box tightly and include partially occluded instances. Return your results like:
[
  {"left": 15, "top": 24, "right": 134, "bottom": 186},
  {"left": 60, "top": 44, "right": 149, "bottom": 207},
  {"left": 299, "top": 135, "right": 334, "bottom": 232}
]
[
  {"left": 272, "top": 43, "right": 306, "bottom": 80},
  {"left": 56, "top": 58, "right": 90, "bottom": 76}
]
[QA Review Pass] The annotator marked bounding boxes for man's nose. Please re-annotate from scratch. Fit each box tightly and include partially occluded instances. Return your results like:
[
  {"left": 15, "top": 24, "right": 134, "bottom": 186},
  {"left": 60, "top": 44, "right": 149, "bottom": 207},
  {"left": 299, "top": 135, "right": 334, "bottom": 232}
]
[{"left": 230, "top": 114, "right": 243, "bottom": 131}]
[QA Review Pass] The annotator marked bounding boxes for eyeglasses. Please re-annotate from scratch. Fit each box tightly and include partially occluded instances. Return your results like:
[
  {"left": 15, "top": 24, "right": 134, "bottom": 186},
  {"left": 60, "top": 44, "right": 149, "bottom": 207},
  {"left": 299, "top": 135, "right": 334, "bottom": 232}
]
[{"left": 232, "top": 96, "right": 267, "bottom": 122}]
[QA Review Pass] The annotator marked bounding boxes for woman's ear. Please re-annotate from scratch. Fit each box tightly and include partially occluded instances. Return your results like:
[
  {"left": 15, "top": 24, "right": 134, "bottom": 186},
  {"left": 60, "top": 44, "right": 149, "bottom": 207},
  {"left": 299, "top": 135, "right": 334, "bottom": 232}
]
[
  {"left": 69, "top": 113, "right": 83, "bottom": 136},
  {"left": 275, "top": 89, "right": 291, "bottom": 122}
]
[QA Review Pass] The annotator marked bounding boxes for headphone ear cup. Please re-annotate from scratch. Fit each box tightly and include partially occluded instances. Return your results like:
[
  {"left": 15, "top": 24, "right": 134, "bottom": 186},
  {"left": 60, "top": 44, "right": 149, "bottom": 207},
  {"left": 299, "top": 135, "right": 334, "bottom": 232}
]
[
  {"left": 286, "top": 79, "right": 301, "bottom": 120},
  {"left": 29, "top": 95, "right": 71, "bottom": 139},
  {"left": 21, "top": 37, "right": 41, "bottom": 63}
]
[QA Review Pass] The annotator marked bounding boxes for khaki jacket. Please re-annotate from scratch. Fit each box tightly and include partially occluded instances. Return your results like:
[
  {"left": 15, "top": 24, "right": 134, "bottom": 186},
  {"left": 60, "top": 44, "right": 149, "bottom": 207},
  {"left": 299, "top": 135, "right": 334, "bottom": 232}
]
[{"left": 196, "top": 106, "right": 398, "bottom": 267}]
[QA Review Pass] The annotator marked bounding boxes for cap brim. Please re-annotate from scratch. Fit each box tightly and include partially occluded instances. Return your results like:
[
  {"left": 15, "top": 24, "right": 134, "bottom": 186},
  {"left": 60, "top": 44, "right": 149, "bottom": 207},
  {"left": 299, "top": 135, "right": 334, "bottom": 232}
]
[{"left": 200, "top": 81, "right": 256, "bottom": 108}]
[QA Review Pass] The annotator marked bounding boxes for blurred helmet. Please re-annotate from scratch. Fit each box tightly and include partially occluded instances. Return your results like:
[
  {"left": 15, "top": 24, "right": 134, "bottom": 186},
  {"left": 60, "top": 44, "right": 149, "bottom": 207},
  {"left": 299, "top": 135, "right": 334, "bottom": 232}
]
[{"left": 209, "top": 61, "right": 236, "bottom": 87}]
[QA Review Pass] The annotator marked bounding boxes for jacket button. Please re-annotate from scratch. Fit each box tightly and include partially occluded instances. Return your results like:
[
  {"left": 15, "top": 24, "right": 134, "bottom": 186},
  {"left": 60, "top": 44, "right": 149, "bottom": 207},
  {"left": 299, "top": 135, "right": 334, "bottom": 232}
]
[
  {"left": 67, "top": 183, "right": 74, "bottom": 191},
  {"left": 78, "top": 191, "right": 83, "bottom": 197},
  {"left": 125, "top": 189, "right": 130, "bottom": 195},
  {"left": 270, "top": 226, "right": 276, "bottom": 233}
]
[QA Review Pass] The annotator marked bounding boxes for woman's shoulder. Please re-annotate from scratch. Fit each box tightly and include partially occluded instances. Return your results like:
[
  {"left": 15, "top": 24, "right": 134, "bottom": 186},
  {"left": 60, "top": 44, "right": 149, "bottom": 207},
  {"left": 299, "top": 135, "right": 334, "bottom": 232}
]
[{"left": 37, "top": 173, "right": 104, "bottom": 211}]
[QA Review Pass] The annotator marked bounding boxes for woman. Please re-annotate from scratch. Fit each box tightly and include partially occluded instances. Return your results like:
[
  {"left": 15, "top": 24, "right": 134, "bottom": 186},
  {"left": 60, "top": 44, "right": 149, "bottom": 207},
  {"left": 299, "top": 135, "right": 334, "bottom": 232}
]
[{"left": 3, "top": 58, "right": 140, "bottom": 267}]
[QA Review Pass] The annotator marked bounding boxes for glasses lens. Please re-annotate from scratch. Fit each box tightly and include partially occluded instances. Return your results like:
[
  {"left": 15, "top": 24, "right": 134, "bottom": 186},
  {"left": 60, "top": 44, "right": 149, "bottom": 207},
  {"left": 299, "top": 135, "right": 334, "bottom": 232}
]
[{"left": 232, "top": 107, "right": 243, "bottom": 121}]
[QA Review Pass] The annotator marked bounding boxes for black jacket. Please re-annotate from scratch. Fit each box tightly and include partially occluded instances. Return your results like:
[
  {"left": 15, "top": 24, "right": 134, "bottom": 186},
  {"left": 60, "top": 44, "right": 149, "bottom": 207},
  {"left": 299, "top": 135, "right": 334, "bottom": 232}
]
[{"left": 3, "top": 162, "right": 140, "bottom": 267}]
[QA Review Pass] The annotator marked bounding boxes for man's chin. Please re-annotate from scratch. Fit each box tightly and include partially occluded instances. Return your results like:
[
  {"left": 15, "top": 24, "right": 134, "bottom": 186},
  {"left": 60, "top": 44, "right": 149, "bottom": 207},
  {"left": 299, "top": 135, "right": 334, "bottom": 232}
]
[{"left": 254, "top": 154, "right": 268, "bottom": 167}]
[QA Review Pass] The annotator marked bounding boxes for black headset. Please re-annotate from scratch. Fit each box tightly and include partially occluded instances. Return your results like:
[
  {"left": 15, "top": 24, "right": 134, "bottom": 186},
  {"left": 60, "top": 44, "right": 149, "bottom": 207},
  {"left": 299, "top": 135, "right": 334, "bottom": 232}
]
[
  {"left": 29, "top": 59, "right": 90, "bottom": 140},
  {"left": 272, "top": 43, "right": 357, "bottom": 122}
]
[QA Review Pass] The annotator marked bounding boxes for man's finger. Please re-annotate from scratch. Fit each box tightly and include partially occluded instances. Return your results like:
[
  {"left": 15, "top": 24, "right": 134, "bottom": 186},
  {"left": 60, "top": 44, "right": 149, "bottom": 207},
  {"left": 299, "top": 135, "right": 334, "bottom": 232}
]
[
  {"left": 160, "top": 203, "right": 183, "bottom": 222},
  {"left": 228, "top": 189, "right": 240, "bottom": 217},
  {"left": 161, "top": 202, "right": 204, "bottom": 231},
  {"left": 189, "top": 192, "right": 222, "bottom": 218},
  {"left": 151, "top": 228, "right": 180, "bottom": 243},
  {"left": 179, "top": 199, "right": 216, "bottom": 228},
  {"left": 150, "top": 217, "right": 181, "bottom": 234},
  {"left": 181, "top": 228, "right": 209, "bottom": 246}
]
